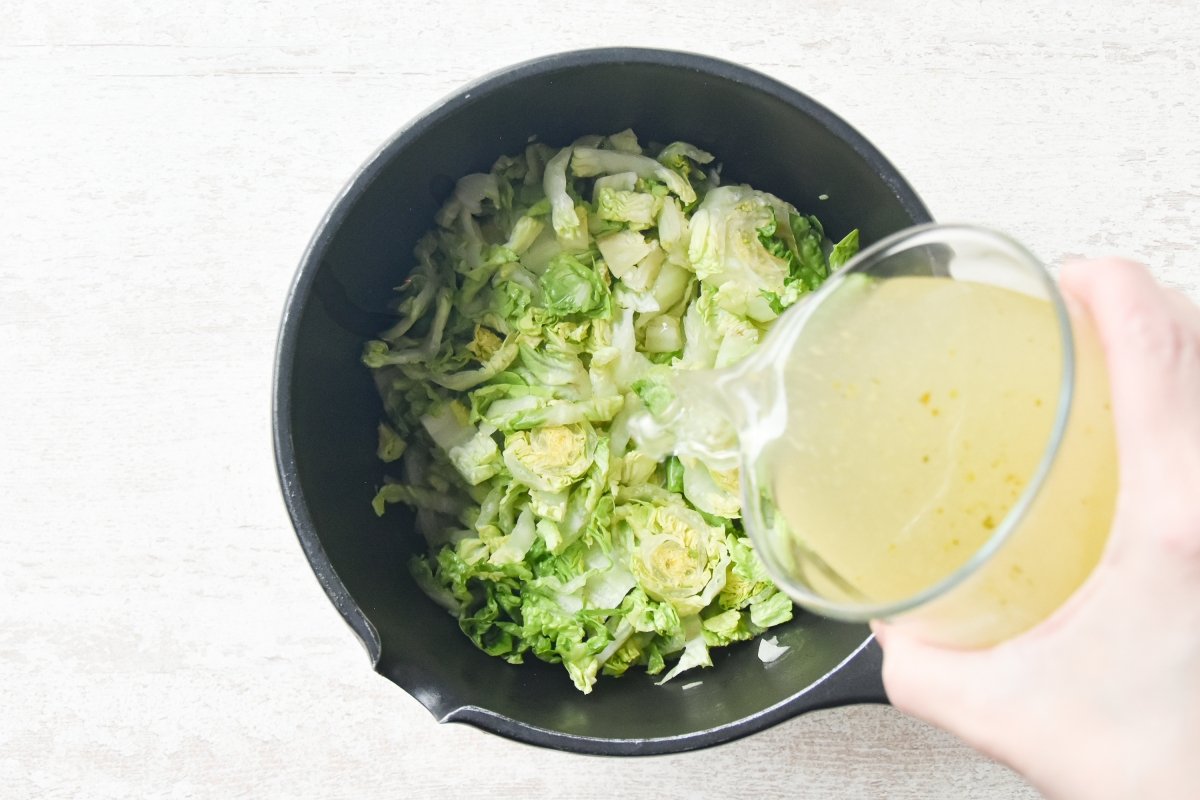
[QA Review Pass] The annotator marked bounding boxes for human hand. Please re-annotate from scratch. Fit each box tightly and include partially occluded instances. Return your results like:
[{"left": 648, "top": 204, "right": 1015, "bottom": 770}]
[{"left": 873, "top": 259, "right": 1200, "bottom": 800}]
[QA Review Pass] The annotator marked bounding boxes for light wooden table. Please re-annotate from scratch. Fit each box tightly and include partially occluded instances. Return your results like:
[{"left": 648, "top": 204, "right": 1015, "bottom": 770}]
[{"left": 3, "top": 2, "right": 1197, "bottom": 797}]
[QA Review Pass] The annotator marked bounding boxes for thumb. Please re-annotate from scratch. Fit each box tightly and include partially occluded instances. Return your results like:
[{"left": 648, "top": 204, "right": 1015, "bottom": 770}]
[{"left": 1059, "top": 258, "right": 1200, "bottom": 491}]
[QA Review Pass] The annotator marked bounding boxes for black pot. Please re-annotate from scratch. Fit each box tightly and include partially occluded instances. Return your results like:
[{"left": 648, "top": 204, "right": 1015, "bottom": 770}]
[{"left": 273, "top": 47, "right": 931, "bottom": 755}]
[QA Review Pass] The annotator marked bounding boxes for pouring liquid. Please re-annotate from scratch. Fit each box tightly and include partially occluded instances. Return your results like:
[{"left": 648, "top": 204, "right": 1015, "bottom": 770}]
[
  {"left": 742, "top": 275, "right": 1119, "bottom": 641},
  {"left": 646, "top": 274, "right": 1118, "bottom": 643}
]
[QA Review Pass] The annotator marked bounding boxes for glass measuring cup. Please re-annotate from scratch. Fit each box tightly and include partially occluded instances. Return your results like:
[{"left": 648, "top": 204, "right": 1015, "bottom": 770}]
[{"left": 633, "top": 224, "right": 1118, "bottom": 647}]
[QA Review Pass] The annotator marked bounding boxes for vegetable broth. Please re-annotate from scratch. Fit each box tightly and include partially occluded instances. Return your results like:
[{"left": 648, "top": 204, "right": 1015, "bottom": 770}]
[{"left": 764, "top": 276, "right": 1117, "bottom": 642}]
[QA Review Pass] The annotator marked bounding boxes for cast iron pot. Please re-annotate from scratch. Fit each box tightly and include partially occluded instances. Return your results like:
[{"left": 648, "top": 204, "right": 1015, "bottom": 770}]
[{"left": 273, "top": 47, "right": 931, "bottom": 755}]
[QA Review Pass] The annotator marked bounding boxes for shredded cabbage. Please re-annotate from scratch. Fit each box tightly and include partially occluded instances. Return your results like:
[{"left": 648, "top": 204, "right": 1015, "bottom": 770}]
[
  {"left": 757, "top": 635, "right": 791, "bottom": 663},
  {"left": 362, "top": 129, "right": 859, "bottom": 693}
]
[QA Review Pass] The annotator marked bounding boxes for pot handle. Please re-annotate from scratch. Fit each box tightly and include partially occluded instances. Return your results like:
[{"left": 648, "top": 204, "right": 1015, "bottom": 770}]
[{"left": 805, "top": 635, "right": 888, "bottom": 708}]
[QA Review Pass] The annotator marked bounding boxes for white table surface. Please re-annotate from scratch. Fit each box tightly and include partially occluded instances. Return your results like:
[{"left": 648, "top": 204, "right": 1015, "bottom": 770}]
[{"left": 3, "top": 2, "right": 1197, "bottom": 797}]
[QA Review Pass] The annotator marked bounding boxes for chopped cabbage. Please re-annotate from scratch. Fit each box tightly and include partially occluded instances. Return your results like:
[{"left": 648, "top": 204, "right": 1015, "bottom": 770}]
[{"left": 362, "top": 132, "right": 858, "bottom": 693}]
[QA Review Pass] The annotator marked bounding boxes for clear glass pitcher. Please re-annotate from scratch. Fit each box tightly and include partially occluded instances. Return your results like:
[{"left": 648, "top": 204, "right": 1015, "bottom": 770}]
[{"left": 632, "top": 224, "right": 1118, "bottom": 647}]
